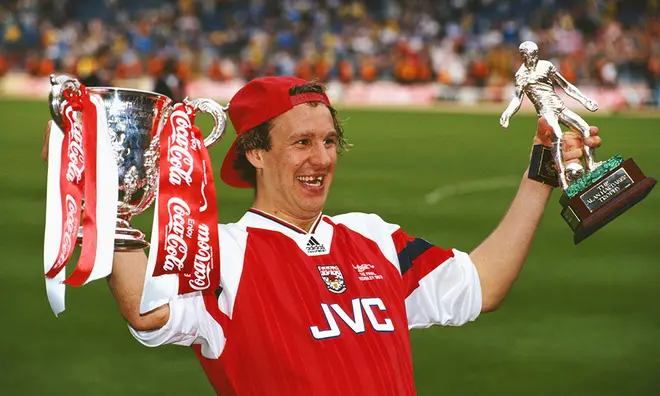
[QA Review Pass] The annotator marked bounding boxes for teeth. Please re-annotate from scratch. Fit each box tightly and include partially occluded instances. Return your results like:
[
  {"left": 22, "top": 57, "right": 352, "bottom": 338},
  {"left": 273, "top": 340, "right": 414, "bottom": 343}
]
[
  {"left": 297, "top": 176, "right": 324, "bottom": 186},
  {"left": 297, "top": 176, "right": 323, "bottom": 182}
]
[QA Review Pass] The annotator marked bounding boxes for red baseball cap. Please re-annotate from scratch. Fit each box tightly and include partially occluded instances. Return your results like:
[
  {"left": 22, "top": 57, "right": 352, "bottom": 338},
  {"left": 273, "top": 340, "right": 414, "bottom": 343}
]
[{"left": 221, "top": 76, "right": 331, "bottom": 188}]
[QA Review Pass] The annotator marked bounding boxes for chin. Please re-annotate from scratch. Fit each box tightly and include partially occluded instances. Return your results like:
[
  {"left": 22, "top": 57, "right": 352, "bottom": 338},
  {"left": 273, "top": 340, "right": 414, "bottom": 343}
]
[
  {"left": 303, "top": 199, "right": 326, "bottom": 213},
  {"left": 297, "top": 195, "right": 327, "bottom": 214}
]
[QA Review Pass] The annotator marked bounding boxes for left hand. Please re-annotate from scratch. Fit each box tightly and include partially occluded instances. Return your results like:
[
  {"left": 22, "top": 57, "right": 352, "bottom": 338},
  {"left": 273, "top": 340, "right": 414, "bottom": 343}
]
[
  {"left": 41, "top": 120, "right": 53, "bottom": 162},
  {"left": 533, "top": 117, "right": 602, "bottom": 166}
]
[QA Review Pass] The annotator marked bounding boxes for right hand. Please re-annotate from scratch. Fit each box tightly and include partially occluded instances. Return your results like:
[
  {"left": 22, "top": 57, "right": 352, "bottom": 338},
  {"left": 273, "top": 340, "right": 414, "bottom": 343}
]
[
  {"left": 41, "top": 120, "right": 53, "bottom": 162},
  {"left": 500, "top": 113, "right": 510, "bottom": 128}
]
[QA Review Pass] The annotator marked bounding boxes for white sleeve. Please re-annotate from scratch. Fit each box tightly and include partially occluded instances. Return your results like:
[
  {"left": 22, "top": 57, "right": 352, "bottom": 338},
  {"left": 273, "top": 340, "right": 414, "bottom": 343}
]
[
  {"left": 405, "top": 249, "right": 482, "bottom": 328},
  {"left": 129, "top": 292, "right": 226, "bottom": 359},
  {"left": 331, "top": 213, "right": 482, "bottom": 328},
  {"left": 129, "top": 223, "right": 246, "bottom": 359}
]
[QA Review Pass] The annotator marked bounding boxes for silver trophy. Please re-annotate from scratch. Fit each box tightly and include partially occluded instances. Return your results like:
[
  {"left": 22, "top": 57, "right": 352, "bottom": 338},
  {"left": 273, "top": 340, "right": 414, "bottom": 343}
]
[
  {"left": 48, "top": 74, "right": 228, "bottom": 250},
  {"left": 500, "top": 41, "right": 599, "bottom": 190},
  {"left": 500, "top": 42, "right": 656, "bottom": 244}
]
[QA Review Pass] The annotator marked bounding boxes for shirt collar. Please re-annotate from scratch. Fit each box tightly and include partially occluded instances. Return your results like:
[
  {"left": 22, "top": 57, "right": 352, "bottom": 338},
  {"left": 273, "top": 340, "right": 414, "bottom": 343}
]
[{"left": 238, "top": 208, "right": 324, "bottom": 235}]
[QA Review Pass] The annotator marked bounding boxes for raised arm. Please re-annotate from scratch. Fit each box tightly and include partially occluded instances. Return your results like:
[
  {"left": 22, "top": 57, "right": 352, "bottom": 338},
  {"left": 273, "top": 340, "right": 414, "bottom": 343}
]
[
  {"left": 107, "top": 251, "right": 170, "bottom": 331},
  {"left": 500, "top": 83, "right": 524, "bottom": 128},
  {"left": 470, "top": 117, "right": 601, "bottom": 312},
  {"left": 551, "top": 68, "right": 598, "bottom": 112},
  {"left": 470, "top": 169, "right": 551, "bottom": 312}
]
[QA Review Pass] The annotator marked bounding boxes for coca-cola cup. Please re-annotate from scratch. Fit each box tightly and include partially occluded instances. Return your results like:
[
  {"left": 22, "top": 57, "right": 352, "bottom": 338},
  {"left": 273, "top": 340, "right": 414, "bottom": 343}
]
[{"left": 48, "top": 74, "right": 228, "bottom": 250}]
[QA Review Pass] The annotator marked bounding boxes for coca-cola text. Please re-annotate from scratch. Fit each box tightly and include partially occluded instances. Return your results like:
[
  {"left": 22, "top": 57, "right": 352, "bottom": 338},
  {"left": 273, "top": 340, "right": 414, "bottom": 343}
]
[
  {"left": 189, "top": 223, "right": 212, "bottom": 291},
  {"left": 64, "top": 107, "right": 84, "bottom": 183},
  {"left": 163, "top": 197, "right": 191, "bottom": 271},
  {"left": 167, "top": 110, "right": 195, "bottom": 186}
]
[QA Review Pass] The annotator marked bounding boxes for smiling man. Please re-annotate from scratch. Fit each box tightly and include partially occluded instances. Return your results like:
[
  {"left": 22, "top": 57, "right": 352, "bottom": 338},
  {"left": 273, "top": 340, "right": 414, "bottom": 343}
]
[{"left": 96, "top": 76, "right": 602, "bottom": 395}]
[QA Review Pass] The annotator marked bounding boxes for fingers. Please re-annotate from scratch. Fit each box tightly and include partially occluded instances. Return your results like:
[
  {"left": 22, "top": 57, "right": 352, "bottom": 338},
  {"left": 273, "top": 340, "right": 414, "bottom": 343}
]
[
  {"left": 584, "top": 135, "right": 602, "bottom": 147},
  {"left": 533, "top": 120, "right": 604, "bottom": 165},
  {"left": 561, "top": 127, "right": 602, "bottom": 149},
  {"left": 533, "top": 116, "right": 554, "bottom": 146},
  {"left": 562, "top": 131, "right": 584, "bottom": 164},
  {"left": 537, "top": 117, "right": 551, "bottom": 136},
  {"left": 584, "top": 126, "right": 601, "bottom": 147},
  {"left": 563, "top": 148, "right": 584, "bottom": 162},
  {"left": 561, "top": 130, "right": 581, "bottom": 149},
  {"left": 559, "top": 126, "right": 602, "bottom": 163},
  {"left": 41, "top": 120, "right": 52, "bottom": 162}
]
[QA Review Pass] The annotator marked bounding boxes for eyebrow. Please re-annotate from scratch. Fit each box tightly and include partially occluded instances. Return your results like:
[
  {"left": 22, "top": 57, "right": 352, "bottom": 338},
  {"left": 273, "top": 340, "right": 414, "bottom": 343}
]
[{"left": 290, "top": 130, "right": 338, "bottom": 140}]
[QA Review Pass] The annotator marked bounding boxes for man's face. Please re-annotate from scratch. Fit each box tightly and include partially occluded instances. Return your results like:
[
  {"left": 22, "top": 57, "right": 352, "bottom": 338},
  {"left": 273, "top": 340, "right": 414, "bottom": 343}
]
[
  {"left": 250, "top": 103, "right": 338, "bottom": 220},
  {"left": 522, "top": 50, "right": 538, "bottom": 69}
]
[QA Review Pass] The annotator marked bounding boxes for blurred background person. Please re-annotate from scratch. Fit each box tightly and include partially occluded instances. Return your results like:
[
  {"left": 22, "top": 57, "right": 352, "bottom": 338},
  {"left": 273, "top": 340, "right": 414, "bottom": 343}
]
[
  {"left": 153, "top": 56, "right": 185, "bottom": 102},
  {"left": 78, "top": 44, "right": 114, "bottom": 87}
]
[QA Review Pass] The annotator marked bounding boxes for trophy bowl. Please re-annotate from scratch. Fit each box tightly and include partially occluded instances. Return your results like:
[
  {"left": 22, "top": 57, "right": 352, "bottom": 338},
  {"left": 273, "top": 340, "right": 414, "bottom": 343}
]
[{"left": 49, "top": 74, "right": 227, "bottom": 250}]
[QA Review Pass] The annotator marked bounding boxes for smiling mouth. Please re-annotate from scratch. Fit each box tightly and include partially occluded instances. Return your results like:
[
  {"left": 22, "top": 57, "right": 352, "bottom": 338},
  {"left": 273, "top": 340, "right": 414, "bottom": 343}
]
[{"left": 296, "top": 175, "right": 324, "bottom": 188}]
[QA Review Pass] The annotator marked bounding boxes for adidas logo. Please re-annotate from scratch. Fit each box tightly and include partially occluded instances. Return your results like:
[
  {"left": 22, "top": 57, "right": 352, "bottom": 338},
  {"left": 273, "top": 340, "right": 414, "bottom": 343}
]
[{"left": 306, "top": 236, "right": 326, "bottom": 254}]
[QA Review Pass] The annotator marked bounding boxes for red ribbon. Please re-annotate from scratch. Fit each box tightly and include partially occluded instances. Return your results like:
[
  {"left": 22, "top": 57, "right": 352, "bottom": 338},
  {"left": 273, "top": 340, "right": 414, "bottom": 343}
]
[
  {"left": 154, "top": 103, "right": 220, "bottom": 295},
  {"left": 45, "top": 86, "right": 101, "bottom": 287}
]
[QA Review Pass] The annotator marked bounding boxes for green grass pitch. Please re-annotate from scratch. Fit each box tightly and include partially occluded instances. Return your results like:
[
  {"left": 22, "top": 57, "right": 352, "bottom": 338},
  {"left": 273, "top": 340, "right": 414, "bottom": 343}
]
[{"left": 1, "top": 100, "right": 659, "bottom": 395}]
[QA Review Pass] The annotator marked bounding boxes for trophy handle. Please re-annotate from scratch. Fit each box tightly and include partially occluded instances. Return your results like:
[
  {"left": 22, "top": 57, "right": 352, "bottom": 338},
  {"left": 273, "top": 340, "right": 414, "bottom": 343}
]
[
  {"left": 184, "top": 98, "right": 229, "bottom": 147},
  {"left": 48, "top": 74, "right": 82, "bottom": 131}
]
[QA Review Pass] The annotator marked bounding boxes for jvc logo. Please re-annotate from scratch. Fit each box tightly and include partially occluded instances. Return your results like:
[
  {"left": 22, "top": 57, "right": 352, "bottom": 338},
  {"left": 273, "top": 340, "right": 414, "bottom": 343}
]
[{"left": 310, "top": 297, "right": 394, "bottom": 340}]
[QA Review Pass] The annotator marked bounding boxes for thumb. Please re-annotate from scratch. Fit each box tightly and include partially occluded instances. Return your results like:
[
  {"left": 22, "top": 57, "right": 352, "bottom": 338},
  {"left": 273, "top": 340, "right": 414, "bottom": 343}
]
[
  {"left": 533, "top": 116, "right": 553, "bottom": 146},
  {"left": 537, "top": 116, "right": 550, "bottom": 134}
]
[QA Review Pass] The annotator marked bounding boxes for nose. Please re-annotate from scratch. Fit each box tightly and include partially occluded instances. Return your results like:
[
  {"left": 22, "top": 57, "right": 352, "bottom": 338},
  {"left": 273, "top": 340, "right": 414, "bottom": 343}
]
[{"left": 309, "top": 141, "right": 333, "bottom": 168}]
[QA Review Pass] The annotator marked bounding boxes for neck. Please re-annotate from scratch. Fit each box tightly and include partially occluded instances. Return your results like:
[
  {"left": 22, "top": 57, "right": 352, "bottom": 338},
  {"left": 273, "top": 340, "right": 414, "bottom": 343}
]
[{"left": 251, "top": 201, "right": 320, "bottom": 232}]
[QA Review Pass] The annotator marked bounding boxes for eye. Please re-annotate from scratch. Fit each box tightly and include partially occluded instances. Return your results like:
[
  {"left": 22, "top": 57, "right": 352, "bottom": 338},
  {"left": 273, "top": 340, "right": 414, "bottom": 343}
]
[
  {"left": 295, "top": 139, "right": 310, "bottom": 146},
  {"left": 324, "top": 137, "right": 337, "bottom": 147}
]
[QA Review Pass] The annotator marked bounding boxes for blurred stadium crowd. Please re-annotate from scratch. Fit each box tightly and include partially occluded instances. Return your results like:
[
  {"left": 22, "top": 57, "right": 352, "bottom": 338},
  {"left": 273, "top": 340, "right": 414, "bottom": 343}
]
[{"left": 1, "top": 0, "right": 660, "bottom": 105}]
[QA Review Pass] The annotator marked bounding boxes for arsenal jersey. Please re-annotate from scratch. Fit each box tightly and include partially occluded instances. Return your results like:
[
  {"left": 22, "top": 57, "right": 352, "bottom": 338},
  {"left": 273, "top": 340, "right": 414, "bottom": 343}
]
[{"left": 131, "top": 209, "right": 482, "bottom": 395}]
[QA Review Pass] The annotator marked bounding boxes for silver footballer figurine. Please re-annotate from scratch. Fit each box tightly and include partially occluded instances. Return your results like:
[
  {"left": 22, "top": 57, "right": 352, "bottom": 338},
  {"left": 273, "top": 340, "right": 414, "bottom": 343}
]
[
  {"left": 500, "top": 41, "right": 599, "bottom": 189},
  {"left": 499, "top": 41, "right": 656, "bottom": 244}
]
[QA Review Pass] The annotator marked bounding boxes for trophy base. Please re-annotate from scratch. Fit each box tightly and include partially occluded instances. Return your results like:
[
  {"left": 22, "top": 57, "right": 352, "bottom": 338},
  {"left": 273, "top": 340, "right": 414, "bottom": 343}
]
[
  {"left": 76, "top": 218, "right": 150, "bottom": 251},
  {"left": 559, "top": 158, "right": 656, "bottom": 244}
]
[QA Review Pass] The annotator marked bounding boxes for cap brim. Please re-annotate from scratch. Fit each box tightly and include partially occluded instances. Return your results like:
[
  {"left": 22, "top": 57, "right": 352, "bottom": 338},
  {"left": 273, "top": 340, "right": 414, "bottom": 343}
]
[{"left": 220, "top": 139, "right": 253, "bottom": 188}]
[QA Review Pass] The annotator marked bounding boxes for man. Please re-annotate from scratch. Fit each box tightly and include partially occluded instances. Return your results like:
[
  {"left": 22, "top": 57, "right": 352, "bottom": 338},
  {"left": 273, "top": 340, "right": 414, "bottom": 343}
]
[
  {"left": 43, "top": 76, "right": 601, "bottom": 395},
  {"left": 153, "top": 57, "right": 186, "bottom": 103},
  {"left": 79, "top": 45, "right": 114, "bottom": 87},
  {"left": 500, "top": 41, "right": 600, "bottom": 189}
]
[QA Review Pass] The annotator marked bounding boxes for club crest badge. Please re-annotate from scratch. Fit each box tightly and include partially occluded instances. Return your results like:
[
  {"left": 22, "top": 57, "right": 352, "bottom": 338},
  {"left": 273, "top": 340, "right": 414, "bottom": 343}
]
[{"left": 317, "top": 265, "right": 346, "bottom": 294}]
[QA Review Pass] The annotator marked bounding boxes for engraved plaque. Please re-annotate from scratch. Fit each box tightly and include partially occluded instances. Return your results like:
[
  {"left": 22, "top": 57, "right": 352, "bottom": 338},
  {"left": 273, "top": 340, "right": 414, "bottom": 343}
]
[{"left": 580, "top": 168, "right": 633, "bottom": 212}]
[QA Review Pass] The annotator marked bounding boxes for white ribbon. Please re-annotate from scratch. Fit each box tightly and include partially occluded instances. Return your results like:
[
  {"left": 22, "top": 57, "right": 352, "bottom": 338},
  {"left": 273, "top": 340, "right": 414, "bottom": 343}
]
[
  {"left": 43, "top": 94, "right": 118, "bottom": 316},
  {"left": 44, "top": 121, "right": 66, "bottom": 316}
]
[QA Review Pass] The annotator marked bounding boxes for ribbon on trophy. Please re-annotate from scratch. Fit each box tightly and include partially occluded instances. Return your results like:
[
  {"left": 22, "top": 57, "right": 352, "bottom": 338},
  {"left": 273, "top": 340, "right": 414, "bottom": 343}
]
[
  {"left": 43, "top": 86, "right": 119, "bottom": 316},
  {"left": 142, "top": 101, "right": 220, "bottom": 311}
]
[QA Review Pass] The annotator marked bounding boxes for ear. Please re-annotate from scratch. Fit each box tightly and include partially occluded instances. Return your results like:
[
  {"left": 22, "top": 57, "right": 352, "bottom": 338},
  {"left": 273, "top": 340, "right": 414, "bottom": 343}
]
[{"left": 245, "top": 149, "right": 265, "bottom": 170}]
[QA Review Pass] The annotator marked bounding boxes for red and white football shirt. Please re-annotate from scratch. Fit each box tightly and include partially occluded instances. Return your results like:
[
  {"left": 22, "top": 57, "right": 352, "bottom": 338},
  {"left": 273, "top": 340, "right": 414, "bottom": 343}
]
[{"left": 131, "top": 209, "right": 482, "bottom": 395}]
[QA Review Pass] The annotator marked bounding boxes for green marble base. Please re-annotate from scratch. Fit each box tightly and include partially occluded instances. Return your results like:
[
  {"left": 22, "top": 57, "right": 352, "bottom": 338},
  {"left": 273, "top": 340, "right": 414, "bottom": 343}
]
[{"left": 565, "top": 154, "right": 624, "bottom": 198}]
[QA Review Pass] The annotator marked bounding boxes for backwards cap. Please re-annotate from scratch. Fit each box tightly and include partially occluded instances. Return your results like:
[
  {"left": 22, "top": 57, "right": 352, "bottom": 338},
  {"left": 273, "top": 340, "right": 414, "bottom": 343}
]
[{"left": 221, "top": 76, "right": 331, "bottom": 188}]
